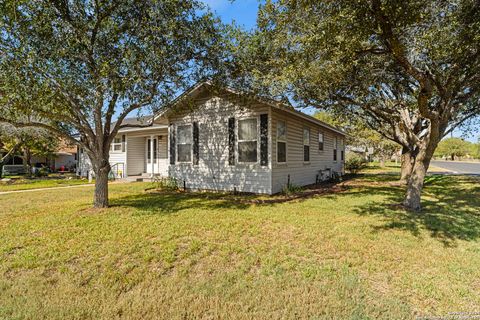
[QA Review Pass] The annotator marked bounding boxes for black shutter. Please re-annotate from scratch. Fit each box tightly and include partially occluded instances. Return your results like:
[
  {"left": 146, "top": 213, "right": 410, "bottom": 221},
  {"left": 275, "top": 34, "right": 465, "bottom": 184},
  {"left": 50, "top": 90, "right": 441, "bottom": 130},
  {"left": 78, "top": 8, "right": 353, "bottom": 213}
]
[
  {"left": 121, "top": 135, "right": 126, "bottom": 152},
  {"left": 228, "top": 117, "right": 235, "bottom": 165},
  {"left": 193, "top": 122, "right": 199, "bottom": 165},
  {"left": 169, "top": 124, "right": 175, "bottom": 165},
  {"left": 260, "top": 114, "right": 268, "bottom": 166}
]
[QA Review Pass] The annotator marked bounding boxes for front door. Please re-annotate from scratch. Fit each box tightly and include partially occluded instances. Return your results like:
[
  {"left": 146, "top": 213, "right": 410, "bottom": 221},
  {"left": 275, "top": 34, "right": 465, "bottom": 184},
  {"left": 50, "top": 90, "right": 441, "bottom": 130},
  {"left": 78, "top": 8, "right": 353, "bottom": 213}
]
[
  {"left": 145, "top": 138, "right": 157, "bottom": 174},
  {"left": 145, "top": 137, "right": 169, "bottom": 176}
]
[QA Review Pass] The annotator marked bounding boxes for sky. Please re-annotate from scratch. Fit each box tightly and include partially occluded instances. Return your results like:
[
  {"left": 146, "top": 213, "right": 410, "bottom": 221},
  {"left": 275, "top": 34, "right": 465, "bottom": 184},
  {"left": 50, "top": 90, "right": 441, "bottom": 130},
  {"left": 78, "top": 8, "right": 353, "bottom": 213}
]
[{"left": 201, "top": 0, "right": 260, "bottom": 30}]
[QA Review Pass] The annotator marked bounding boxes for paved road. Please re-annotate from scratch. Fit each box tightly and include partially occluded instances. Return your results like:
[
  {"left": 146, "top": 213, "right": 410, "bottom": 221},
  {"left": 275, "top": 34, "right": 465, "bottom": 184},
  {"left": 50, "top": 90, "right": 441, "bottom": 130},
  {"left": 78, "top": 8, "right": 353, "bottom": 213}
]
[{"left": 431, "top": 160, "right": 480, "bottom": 175}]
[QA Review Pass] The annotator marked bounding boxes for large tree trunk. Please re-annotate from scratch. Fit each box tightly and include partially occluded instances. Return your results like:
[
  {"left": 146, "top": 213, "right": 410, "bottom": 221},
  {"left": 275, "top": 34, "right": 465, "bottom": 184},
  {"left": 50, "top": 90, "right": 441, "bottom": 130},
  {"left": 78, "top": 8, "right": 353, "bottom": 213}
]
[
  {"left": 94, "top": 163, "right": 110, "bottom": 208},
  {"left": 403, "top": 130, "right": 439, "bottom": 211},
  {"left": 23, "top": 147, "right": 32, "bottom": 177},
  {"left": 403, "top": 157, "right": 431, "bottom": 211},
  {"left": 399, "top": 147, "right": 413, "bottom": 184}
]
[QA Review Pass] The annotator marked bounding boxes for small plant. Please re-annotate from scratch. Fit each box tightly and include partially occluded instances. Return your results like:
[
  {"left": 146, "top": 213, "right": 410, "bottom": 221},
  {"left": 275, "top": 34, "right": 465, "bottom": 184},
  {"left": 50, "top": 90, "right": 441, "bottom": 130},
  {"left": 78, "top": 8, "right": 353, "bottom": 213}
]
[
  {"left": 154, "top": 177, "right": 179, "bottom": 191},
  {"left": 282, "top": 183, "right": 303, "bottom": 196},
  {"left": 345, "top": 154, "right": 368, "bottom": 174},
  {"left": 34, "top": 167, "right": 49, "bottom": 177}
]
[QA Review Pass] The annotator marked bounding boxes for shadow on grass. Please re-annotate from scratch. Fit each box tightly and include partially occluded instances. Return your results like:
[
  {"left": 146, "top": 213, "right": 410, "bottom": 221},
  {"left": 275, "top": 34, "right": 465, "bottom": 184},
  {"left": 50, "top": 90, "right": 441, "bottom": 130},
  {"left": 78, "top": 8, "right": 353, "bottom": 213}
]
[
  {"left": 350, "top": 174, "right": 480, "bottom": 247},
  {"left": 110, "top": 191, "right": 254, "bottom": 214}
]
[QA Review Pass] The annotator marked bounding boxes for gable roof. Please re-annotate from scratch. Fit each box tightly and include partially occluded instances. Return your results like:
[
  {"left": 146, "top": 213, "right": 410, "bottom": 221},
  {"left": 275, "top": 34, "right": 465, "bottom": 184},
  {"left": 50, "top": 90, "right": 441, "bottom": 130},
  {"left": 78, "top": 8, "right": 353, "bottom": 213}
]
[{"left": 153, "top": 81, "right": 346, "bottom": 136}]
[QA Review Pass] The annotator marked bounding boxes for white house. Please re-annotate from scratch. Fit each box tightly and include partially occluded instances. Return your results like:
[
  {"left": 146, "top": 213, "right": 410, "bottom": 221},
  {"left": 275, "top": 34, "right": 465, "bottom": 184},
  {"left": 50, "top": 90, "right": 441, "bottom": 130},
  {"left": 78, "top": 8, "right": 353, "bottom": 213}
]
[{"left": 78, "top": 82, "right": 346, "bottom": 194}]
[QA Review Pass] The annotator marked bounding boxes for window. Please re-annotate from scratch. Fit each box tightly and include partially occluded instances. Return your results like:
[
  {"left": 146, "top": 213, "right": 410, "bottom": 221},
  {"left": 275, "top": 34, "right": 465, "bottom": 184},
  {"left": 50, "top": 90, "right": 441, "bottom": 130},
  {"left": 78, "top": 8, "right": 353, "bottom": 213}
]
[
  {"left": 277, "top": 120, "right": 286, "bottom": 163},
  {"left": 177, "top": 125, "right": 192, "bottom": 162},
  {"left": 340, "top": 138, "right": 344, "bottom": 161},
  {"left": 303, "top": 128, "right": 310, "bottom": 162},
  {"left": 318, "top": 132, "right": 324, "bottom": 151},
  {"left": 333, "top": 137, "right": 338, "bottom": 161},
  {"left": 111, "top": 137, "right": 122, "bottom": 152},
  {"left": 147, "top": 138, "right": 158, "bottom": 163},
  {"left": 238, "top": 118, "right": 258, "bottom": 163}
]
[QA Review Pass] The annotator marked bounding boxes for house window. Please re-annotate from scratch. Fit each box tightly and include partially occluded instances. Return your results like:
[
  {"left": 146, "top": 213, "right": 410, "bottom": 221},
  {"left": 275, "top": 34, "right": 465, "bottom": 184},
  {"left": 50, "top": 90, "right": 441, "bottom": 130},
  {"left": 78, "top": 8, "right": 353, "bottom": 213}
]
[
  {"left": 318, "top": 132, "right": 324, "bottom": 151},
  {"left": 340, "top": 138, "right": 344, "bottom": 161},
  {"left": 238, "top": 118, "right": 258, "bottom": 163},
  {"left": 277, "top": 120, "right": 286, "bottom": 163},
  {"left": 334, "top": 137, "right": 338, "bottom": 161},
  {"left": 177, "top": 125, "right": 192, "bottom": 162},
  {"left": 111, "top": 137, "right": 122, "bottom": 152},
  {"left": 303, "top": 128, "right": 310, "bottom": 162}
]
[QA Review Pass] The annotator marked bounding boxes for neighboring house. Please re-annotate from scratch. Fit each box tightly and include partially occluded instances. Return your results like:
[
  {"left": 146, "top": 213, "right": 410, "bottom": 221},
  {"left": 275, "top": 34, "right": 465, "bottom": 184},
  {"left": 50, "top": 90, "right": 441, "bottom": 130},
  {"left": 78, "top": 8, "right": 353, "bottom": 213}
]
[
  {"left": 2, "top": 140, "right": 77, "bottom": 175},
  {"left": 78, "top": 82, "right": 346, "bottom": 194}
]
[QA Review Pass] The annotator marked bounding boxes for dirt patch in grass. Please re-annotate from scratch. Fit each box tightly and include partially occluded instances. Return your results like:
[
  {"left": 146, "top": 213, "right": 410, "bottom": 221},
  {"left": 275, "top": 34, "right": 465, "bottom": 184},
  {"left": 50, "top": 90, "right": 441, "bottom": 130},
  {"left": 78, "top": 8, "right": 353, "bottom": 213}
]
[{"left": 146, "top": 181, "right": 349, "bottom": 205}]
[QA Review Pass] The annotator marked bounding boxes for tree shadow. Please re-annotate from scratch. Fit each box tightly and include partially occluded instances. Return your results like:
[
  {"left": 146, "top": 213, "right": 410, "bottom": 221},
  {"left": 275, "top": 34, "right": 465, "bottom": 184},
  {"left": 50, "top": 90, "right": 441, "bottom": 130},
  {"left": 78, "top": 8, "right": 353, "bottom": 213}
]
[
  {"left": 110, "top": 190, "right": 255, "bottom": 215},
  {"left": 350, "top": 174, "right": 480, "bottom": 247}
]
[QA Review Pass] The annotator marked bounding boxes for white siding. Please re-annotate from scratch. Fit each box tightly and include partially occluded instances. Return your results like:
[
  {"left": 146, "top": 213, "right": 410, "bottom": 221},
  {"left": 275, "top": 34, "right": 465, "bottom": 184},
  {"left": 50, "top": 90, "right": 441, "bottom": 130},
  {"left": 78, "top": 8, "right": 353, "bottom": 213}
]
[
  {"left": 77, "top": 151, "right": 91, "bottom": 177},
  {"left": 271, "top": 108, "right": 345, "bottom": 194},
  {"left": 124, "top": 128, "right": 168, "bottom": 176},
  {"left": 126, "top": 136, "right": 145, "bottom": 176},
  {"left": 109, "top": 136, "right": 126, "bottom": 177},
  {"left": 168, "top": 94, "right": 272, "bottom": 194}
]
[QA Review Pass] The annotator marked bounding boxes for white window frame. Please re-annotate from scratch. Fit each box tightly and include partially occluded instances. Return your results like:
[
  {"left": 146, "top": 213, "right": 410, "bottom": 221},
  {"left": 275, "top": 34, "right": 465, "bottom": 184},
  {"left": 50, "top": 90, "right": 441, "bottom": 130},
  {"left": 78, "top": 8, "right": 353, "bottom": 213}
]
[
  {"left": 276, "top": 120, "right": 287, "bottom": 164},
  {"left": 318, "top": 131, "right": 324, "bottom": 151},
  {"left": 237, "top": 117, "right": 259, "bottom": 164},
  {"left": 146, "top": 137, "right": 158, "bottom": 164},
  {"left": 303, "top": 127, "right": 310, "bottom": 163},
  {"left": 111, "top": 137, "right": 123, "bottom": 153},
  {"left": 176, "top": 124, "right": 193, "bottom": 163}
]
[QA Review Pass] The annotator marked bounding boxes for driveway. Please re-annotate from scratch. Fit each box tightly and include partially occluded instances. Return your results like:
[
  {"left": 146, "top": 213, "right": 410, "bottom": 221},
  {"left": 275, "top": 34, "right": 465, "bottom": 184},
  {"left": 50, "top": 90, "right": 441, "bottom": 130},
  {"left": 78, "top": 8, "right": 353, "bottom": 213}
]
[{"left": 431, "top": 160, "right": 480, "bottom": 175}]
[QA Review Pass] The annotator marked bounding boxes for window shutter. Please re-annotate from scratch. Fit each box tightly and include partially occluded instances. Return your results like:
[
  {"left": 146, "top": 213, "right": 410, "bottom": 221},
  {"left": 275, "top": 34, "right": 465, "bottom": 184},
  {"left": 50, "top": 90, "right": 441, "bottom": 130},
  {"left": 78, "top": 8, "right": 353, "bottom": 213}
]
[
  {"left": 193, "top": 122, "right": 199, "bottom": 165},
  {"left": 169, "top": 124, "right": 176, "bottom": 165},
  {"left": 121, "top": 135, "right": 126, "bottom": 152},
  {"left": 228, "top": 117, "right": 235, "bottom": 165},
  {"left": 260, "top": 114, "right": 268, "bottom": 166}
]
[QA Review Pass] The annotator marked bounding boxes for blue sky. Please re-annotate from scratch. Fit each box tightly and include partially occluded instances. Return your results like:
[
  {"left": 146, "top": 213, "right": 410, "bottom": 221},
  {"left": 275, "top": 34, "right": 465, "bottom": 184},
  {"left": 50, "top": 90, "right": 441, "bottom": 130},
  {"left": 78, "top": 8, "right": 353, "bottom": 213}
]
[{"left": 201, "top": 0, "right": 260, "bottom": 30}]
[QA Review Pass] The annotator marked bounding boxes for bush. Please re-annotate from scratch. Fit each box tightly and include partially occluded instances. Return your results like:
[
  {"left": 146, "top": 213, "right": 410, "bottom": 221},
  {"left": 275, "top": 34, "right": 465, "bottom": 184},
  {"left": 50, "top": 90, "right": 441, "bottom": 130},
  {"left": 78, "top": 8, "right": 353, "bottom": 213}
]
[
  {"left": 345, "top": 154, "right": 368, "bottom": 174},
  {"left": 33, "top": 167, "right": 49, "bottom": 177},
  {"left": 282, "top": 183, "right": 303, "bottom": 196},
  {"left": 154, "top": 177, "right": 179, "bottom": 191}
]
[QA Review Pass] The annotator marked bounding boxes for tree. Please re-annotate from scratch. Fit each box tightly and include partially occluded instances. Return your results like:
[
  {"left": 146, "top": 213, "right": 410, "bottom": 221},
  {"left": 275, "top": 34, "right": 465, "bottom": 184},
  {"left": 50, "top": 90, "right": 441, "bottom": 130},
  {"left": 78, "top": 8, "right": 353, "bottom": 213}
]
[
  {"left": 0, "top": 124, "right": 59, "bottom": 177},
  {"left": 235, "top": 0, "right": 480, "bottom": 211},
  {"left": 0, "top": 0, "right": 224, "bottom": 207},
  {"left": 0, "top": 124, "right": 21, "bottom": 179},
  {"left": 435, "top": 137, "right": 472, "bottom": 160}
]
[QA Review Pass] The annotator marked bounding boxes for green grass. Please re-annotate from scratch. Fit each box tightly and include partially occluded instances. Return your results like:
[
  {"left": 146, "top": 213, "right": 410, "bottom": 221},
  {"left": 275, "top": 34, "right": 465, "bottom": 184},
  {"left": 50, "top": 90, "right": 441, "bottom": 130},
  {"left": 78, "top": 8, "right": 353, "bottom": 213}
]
[
  {"left": 0, "top": 173, "right": 479, "bottom": 319},
  {"left": 0, "top": 177, "right": 92, "bottom": 192}
]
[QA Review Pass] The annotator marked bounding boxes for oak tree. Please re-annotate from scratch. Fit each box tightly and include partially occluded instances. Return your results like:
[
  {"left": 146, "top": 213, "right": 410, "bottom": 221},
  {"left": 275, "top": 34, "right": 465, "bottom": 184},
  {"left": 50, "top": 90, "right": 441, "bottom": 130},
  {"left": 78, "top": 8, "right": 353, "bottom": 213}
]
[{"left": 0, "top": 0, "right": 224, "bottom": 207}]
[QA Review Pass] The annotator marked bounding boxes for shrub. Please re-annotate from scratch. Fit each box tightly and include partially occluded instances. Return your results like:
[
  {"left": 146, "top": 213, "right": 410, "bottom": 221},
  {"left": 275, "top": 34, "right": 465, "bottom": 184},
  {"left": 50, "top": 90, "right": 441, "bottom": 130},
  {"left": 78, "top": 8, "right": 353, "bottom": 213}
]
[
  {"left": 154, "top": 177, "right": 179, "bottom": 191},
  {"left": 33, "top": 167, "right": 49, "bottom": 177},
  {"left": 345, "top": 154, "right": 368, "bottom": 174},
  {"left": 282, "top": 183, "right": 303, "bottom": 196}
]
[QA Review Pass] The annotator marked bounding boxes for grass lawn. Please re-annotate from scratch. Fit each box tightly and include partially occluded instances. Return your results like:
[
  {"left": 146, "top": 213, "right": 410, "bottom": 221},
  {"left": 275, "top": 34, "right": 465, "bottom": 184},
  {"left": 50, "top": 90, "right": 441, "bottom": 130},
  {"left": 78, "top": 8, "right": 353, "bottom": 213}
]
[
  {"left": 0, "top": 177, "right": 92, "bottom": 192},
  {"left": 0, "top": 173, "right": 479, "bottom": 319}
]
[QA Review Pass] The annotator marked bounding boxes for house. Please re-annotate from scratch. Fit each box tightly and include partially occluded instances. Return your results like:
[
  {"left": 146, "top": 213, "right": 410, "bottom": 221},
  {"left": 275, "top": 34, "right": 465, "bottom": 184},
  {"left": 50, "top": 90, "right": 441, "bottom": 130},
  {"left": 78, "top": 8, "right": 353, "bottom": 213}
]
[
  {"left": 78, "top": 82, "right": 346, "bottom": 194},
  {"left": 1, "top": 139, "right": 77, "bottom": 175},
  {"left": 31, "top": 140, "right": 78, "bottom": 172}
]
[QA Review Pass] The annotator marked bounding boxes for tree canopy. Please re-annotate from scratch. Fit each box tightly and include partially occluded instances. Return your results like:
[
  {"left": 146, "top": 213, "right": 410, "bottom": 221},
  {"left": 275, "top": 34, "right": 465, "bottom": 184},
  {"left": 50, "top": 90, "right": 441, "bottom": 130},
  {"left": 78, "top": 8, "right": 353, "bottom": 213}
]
[
  {"left": 234, "top": 0, "right": 480, "bottom": 210},
  {"left": 0, "top": 0, "right": 226, "bottom": 207}
]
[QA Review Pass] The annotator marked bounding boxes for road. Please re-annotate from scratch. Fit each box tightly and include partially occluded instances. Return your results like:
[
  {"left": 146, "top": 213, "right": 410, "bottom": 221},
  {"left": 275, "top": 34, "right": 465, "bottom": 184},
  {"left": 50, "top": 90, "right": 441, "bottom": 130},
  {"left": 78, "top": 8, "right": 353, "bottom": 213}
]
[{"left": 430, "top": 160, "right": 480, "bottom": 175}]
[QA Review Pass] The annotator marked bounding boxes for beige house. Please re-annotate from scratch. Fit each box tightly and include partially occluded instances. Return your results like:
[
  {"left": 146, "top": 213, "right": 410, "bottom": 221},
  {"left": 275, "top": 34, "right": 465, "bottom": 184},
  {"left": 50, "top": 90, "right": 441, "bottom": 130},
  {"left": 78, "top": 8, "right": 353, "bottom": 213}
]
[{"left": 78, "top": 82, "right": 346, "bottom": 194}]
